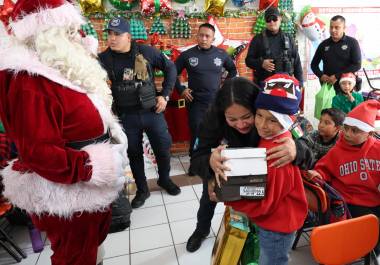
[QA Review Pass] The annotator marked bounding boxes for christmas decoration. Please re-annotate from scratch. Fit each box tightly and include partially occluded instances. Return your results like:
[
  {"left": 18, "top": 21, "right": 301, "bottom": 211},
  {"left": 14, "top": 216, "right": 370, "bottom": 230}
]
[
  {"left": 81, "top": 20, "right": 98, "bottom": 39},
  {"left": 130, "top": 17, "right": 148, "bottom": 40},
  {"left": 109, "top": 0, "right": 137, "bottom": 11},
  {"left": 300, "top": 6, "right": 326, "bottom": 42},
  {"left": 253, "top": 10, "right": 266, "bottom": 34},
  {"left": 259, "top": 0, "right": 279, "bottom": 10},
  {"left": 0, "top": 0, "right": 14, "bottom": 27},
  {"left": 204, "top": 0, "right": 227, "bottom": 16},
  {"left": 102, "top": 18, "right": 110, "bottom": 41},
  {"left": 149, "top": 15, "right": 167, "bottom": 35},
  {"left": 231, "top": 0, "right": 256, "bottom": 8},
  {"left": 78, "top": 0, "right": 104, "bottom": 16},
  {"left": 278, "top": 0, "right": 296, "bottom": 36},
  {"left": 142, "top": 133, "right": 156, "bottom": 166},
  {"left": 141, "top": 0, "right": 172, "bottom": 17},
  {"left": 171, "top": 11, "right": 191, "bottom": 39},
  {"left": 173, "top": 0, "right": 191, "bottom": 3}
]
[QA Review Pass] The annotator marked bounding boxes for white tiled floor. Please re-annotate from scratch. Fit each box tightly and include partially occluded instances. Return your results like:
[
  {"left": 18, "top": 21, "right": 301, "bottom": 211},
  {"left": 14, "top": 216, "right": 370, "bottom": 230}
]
[{"left": 0, "top": 154, "right": 318, "bottom": 265}]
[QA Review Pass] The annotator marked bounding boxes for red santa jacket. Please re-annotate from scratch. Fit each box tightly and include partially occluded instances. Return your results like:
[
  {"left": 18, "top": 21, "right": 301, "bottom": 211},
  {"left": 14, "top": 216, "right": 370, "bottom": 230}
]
[
  {"left": 0, "top": 45, "right": 128, "bottom": 218},
  {"left": 226, "top": 131, "right": 308, "bottom": 233},
  {"left": 314, "top": 134, "right": 380, "bottom": 207}
]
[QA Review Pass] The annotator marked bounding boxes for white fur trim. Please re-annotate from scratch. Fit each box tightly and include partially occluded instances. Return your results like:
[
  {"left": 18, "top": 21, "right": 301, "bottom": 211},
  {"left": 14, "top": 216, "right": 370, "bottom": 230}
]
[
  {"left": 339, "top": 77, "right": 356, "bottom": 86},
  {"left": 2, "top": 142, "right": 125, "bottom": 217},
  {"left": 375, "top": 120, "right": 380, "bottom": 131},
  {"left": 10, "top": 3, "right": 85, "bottom": 41},
  {"left": 344, "top": 117, "right": 374, "bottom": 132}
]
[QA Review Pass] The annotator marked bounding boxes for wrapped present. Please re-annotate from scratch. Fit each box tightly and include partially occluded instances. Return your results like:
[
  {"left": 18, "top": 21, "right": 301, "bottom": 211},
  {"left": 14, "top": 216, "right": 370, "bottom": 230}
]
[
  {"left": 211, "top": 207, "right": 250, "bottom": 265},
  {"left": 215, "top": 148, "right": 267, "bottom": 202}
]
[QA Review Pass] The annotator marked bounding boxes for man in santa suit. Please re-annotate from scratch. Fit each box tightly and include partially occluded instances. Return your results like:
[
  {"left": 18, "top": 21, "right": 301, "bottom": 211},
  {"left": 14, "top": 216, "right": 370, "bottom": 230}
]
[{"left": 0, "top": 0, "right": 128, "bottom": 264}]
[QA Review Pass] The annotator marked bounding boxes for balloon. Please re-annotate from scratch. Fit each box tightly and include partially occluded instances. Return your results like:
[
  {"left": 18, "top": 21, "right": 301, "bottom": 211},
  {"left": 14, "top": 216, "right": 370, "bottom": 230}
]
[
  {"left": 300, "top": 8, "right": 326, "bottom": 42},
  {"left": 78, "top": 0, "right": 104, "bottom": 16},
  {"left": 141, "top": 0, "right": 172, "bottom": 16},
  {"left": 204, "top": 0, "right": 227, "bottom": 16},
  {"left": 109, "top": 0, "right": 138, "bottom": 11}
]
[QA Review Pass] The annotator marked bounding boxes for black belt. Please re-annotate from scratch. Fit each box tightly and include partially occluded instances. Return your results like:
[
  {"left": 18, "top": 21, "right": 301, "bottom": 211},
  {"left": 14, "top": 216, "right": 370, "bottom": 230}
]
[
  {"left": 167, "top": 99, "right": 186, "bottom": 108},
  {"left": 66, "top": 131, "right": 110, "bottom": 150}
]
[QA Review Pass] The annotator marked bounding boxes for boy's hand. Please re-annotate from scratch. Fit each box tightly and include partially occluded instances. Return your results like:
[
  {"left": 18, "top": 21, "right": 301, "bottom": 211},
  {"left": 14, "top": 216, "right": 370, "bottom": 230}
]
[{"left": 306, "top": 170, "right": 322, "bottom": 180}]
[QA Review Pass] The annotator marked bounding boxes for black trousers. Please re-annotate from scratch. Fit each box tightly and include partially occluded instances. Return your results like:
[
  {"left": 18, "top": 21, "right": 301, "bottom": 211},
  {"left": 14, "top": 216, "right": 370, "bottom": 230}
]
[{"left": 195, "top": 179, "right": 217, "bottom": 234}]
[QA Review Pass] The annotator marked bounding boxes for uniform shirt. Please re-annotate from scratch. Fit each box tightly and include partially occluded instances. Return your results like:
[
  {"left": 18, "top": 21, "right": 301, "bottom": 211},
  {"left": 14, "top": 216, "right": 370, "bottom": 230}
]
[
  {"left": 226, "top": 131, "right": 308, "bottom": 233},
  {"left": 99, "top": 43, "right": 177, "bottom": 98},
  {"left": 314, "top": 134, "right": 380, "bottom": 207},
  {"left": 175, "top": 46, "right": 237, "bottom": 104},
  {"left": 311, "top": 34, "right": 361, "bottom": 79},
  {"left": 332, "top": 92, "right": 364, "bottom": 114},
  {"left": 245, "top": 29, "right": 303, "bottom": 85}
]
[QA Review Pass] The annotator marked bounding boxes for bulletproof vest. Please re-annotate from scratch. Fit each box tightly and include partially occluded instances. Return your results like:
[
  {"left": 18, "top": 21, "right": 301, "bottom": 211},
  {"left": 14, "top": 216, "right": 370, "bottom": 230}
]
[
  {"left": 262, "top": 31, "right": 295, "bottom": 76},
  {"left": 104, "top": 45, "right": 157, "bottom": 111}
]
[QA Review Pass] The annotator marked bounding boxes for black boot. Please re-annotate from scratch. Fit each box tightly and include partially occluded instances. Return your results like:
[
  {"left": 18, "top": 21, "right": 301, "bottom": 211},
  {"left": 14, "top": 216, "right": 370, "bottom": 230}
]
[
  {"left": 157, "top": 179, "right": 181, "bottom": 195},
  {"left": 186, "top": 229, "right": 210, "bottom": 252},
  {"left": 131, "top": 190, "right": 150, "bottom": 208}
]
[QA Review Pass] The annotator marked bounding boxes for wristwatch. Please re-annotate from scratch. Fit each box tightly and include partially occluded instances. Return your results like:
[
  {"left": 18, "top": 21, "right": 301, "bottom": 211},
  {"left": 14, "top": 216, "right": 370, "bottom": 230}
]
[{"left": 163, "top": 95, "right": 170, "bottom": 101}]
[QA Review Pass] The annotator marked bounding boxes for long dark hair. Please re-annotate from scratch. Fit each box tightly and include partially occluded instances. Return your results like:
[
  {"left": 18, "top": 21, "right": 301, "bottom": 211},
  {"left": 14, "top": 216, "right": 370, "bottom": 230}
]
[{"left": 213, "top": 77, "right": 259, "bottom": 117}]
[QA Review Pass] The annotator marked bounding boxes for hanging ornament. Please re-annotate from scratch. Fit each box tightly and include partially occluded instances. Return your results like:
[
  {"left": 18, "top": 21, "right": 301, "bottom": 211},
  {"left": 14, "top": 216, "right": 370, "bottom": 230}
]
[
  {"left": 253, "top": 10, "right": 266, "bottom": 34},
  {"left": 0, "top": 0, "right": 14, "bottom": 27},
  {"left": 141, "top": 0, "right": 172, "bottom": 17},
  {"left": 204, "top": 0, "right": 227, "bottom": 16},
  {"left": 130, "top": 17, "right": 148, "bottom": 40},
  {"left": 278, "top": 0, "right": 296, "bottom": 36},
  {"left": 171, "top": 11, "right": 191, "bottom": 39},
  {"left": 231, "top": 0, "right": 255, "bottom": 8},
  {"left": 149, "top": 15, "right": 167, "bottom": 35},
  {"left": 300, "top": 6, "right": 326, "bottom": 42},
  {"left": 109, "top": 0, "right": 138, "bottom": 11},
  {"left": 78, "top": 0, "right": 105, "bottom": 16}
]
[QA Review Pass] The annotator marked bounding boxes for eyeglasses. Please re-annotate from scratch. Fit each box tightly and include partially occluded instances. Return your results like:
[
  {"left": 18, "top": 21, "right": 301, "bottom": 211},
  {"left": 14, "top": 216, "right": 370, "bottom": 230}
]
[{"left": 265, "top": 16, "right": 278, "bottom": 23}]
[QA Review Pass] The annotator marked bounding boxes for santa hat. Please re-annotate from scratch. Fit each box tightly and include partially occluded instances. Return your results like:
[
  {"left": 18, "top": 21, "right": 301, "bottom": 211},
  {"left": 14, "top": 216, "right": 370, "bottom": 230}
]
[
  {"left": 255, "top": 73, "right": 301, "bottom": 129},
  {"left": 344, "top": 100, "right": 380, "bottom": 132},
  {"left": 339, "top": 72, "right": 356, "bottom": 86},
  {"left": 9, "top": 0, "right": 84, "bottom": 41},
  {"left": 375, "top": 109, "right": 380, "bottom": 132}
]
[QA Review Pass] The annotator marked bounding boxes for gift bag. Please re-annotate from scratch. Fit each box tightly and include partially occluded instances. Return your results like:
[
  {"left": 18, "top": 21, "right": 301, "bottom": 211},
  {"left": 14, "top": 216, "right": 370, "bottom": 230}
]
[
  {"left": 211, "top": 207, "right": 250, "bottom": 265},
  {"left": 314, "top": 83, "right": 335, "bottom": 119},
  {"left": 240, "top": 224, "right": 260, "bottom": 265}
]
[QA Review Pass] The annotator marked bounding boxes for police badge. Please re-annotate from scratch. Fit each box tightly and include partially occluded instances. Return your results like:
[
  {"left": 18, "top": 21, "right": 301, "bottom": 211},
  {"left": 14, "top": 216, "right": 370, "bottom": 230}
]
[{"left": 189, "top": 57, "right": 198, "bottom": 67}]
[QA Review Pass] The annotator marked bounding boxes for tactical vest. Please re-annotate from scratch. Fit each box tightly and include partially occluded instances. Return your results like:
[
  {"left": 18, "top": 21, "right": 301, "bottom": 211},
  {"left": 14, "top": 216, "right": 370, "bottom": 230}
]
[
  {"left": 102, "top": 45, "right": 157, "bottom": 111},
  {"left": 262, "top": 31, "right": 295, "bottom": 76}
]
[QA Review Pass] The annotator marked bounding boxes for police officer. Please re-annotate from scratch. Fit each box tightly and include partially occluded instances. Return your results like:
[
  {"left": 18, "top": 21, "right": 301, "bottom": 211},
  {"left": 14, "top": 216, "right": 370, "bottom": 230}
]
[
  {"left": 245, "top": 7, "right": 303, "bottom": 86},
  {"left": 175, "top": 23, "right": 237, "bottom": 157},
  {"left": 99, "top": 17, "right": 180, "bottom": 209},
  {"left": 311, "top": 15, "right": 361, "bottom": 92}
]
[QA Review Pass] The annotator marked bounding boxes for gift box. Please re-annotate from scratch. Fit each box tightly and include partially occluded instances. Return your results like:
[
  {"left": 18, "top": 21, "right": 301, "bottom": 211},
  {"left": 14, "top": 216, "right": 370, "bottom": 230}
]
[
  {"left": 211, "top": 207, "right": 250, "bottom": 265},
  {"left": 215, "top": 148, "right": 267, "bottom": 202}
]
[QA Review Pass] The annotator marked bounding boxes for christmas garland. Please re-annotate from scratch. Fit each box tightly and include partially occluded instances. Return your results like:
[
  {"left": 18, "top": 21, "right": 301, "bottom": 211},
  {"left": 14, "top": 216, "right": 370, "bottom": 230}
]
[{"left": 87, "top": 8, "right": 257, "bottom": 19}]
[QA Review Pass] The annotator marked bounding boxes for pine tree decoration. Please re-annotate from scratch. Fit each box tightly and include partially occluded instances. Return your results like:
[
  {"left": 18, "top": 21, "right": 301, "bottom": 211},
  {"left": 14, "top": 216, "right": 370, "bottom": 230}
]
[
  {"left": 253, "top": 11, "right": 266, "bottom": 35},
  {"left": 171, "top": 11, "right": 191, "bottom": 39},
  {"left": 81, "top": 20, "right": 98, "bottom": 40},
  {"left": 149, "top": 16, "right": 167, "bottom": 35},
  {"left": 278, "top": 0, "right": 296, "bottom": 36},
  {"left": 130, "top": 18, "right": 148, "bottom": 40},
  {"left": 102, "top": 18, "right": 110, "bottom": 41}
]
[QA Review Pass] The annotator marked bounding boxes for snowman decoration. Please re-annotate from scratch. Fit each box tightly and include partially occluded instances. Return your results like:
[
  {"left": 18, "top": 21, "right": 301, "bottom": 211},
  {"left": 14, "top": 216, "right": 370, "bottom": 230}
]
[{"left": 301, "top": 9, "right": 326, "bottom": 42}]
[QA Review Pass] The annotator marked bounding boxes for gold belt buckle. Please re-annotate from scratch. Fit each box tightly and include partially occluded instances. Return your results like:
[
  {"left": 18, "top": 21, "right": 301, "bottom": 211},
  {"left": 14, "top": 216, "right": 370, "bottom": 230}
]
[{"left": 177, "top": 99, "right": 186, "bottom": 108}]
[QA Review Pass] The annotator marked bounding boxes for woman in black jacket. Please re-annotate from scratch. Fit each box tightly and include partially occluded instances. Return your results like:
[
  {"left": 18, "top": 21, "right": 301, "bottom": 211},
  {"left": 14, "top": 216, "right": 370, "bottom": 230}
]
[{"left": 186, "top": 77, "right": 314, "bottom": 252}]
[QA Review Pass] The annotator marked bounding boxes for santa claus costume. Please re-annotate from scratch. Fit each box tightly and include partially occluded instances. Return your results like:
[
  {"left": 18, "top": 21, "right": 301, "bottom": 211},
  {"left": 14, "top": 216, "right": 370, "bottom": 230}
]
[{"left": 0, "top": 0, "right": 128, "bottom": 264}]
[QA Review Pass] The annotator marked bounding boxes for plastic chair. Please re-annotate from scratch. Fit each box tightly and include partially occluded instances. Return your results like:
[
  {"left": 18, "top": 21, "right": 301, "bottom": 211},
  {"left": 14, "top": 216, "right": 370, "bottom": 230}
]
[
  {"left": 310, "top": 214, "right": 379, "bottom": 265},
  {"left": 292, "top": 178, "right": 329, "bottom": 249},
  {"left": 0, "top": 202, "right": 27, "bottom": 262}
]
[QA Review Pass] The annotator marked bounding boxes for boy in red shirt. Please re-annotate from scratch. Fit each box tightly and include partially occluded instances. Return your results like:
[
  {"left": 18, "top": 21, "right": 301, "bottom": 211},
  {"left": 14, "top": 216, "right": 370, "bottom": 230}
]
[
  {"left": 309, "top": 100, "right": 380, "bottom": 256},
  {"left": 226, "top": 74, "right": 308, "bottom": 265}
]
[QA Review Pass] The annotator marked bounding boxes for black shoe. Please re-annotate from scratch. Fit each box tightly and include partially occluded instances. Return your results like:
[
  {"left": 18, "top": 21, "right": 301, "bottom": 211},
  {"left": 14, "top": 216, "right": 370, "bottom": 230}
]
[
  {"left": 131, "top": 190, "right": 150, "bottom": 208},
  {"left": 157, "top": 179, "right": 181, "bottom": 195},
  {"left": 186, "top": 229, "right": 210, "bottom": 252}
]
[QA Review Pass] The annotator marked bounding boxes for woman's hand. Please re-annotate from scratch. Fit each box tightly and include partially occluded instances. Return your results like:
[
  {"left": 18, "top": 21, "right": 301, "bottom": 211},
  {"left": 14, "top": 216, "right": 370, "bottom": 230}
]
[
  {"left": 266, "top": 137, "right": 296, "bottom": 168},
  {"left": 209, "top": 145, "right": 230, "bottom": 187},
  {"left": 208, "top": 179, "right": 219, "bottom": 202}
]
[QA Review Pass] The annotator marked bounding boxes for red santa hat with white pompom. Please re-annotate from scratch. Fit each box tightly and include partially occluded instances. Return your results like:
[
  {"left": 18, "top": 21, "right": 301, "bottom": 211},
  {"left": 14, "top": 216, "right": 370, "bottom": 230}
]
[
  {"left": 9, "top": 0, "right": 84, "bottom": 41},
  {"left": 344, "top": 100, "right": 380, "bottom": 132}
]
